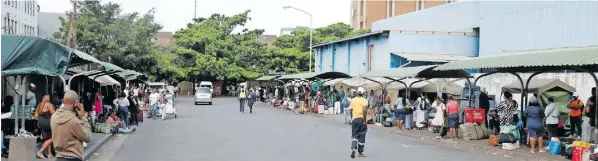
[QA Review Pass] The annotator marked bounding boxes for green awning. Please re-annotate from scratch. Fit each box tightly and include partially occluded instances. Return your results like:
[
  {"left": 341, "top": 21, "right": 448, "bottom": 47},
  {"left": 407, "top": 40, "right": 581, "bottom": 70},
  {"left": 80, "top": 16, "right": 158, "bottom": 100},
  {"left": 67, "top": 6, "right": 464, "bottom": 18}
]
[
  {"left": 435, "top": 47, "right": 598, "bottom": 71},
  {"left": 256, "top": 75, "right": 280, "bottom": 81},
  {"left": 277, "top": 73, "right": 313, "bottom": 80},
  {"left": 277, "top": 72, "right": 352, "bottom": 81},
  {"left": 1, "top": 35, "right": 72, "bottom": 76},
  {"left": 360, "top": 65, "right": 470, "bottom": 79},
  {"left": 70, "top": 50, "right": 103, "bottom": 67},
  {"left": 101, "top": 62, "right": 124, "bottom": 72}
]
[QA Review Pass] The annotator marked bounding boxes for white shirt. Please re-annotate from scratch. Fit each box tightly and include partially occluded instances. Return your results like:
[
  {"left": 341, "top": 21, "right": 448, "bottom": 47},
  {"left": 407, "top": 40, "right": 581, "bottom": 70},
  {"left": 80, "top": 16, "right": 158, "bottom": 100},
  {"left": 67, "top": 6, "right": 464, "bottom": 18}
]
[
  {"left": 134, "top": 88, "right": 139, "bottom": 96},
  {"left": 149, "top": 93, "right": 160, "bottom": 105},
  {"left": 113, "top": 98, "right": 130, "bottom": 107},
  {"left": 124, "top": 89, "right": 130, "bottom": 97}
]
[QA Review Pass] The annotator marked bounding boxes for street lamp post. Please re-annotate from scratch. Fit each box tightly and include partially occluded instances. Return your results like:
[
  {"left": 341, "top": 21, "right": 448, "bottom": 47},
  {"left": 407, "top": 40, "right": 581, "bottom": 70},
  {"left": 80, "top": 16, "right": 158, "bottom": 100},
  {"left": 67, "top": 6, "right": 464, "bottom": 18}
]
[{"left": 283, "top": 6, "right": 313, "bottom": 73}]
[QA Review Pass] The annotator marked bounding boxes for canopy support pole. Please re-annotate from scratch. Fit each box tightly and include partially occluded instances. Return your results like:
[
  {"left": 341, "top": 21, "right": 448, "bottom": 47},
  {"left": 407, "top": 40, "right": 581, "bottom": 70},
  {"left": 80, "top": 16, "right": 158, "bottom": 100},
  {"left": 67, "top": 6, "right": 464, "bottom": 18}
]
[
  {"left": 473, "top": 71, "right": 500, "bottom": 108},
  {"left": 20, "top": 75, "right": 28, "bottom": 133},
  {"left": 506, "top": 72, "right": 525, "bottom": 128},
  {"left": 14, "top": 76, "right": 20, "bottom": 135},
  {"left": 574, "top": 67, "right": 598, "bottom": 143},
  {"left": 362, "top": 77, "right": 384, "bottom": 124}
]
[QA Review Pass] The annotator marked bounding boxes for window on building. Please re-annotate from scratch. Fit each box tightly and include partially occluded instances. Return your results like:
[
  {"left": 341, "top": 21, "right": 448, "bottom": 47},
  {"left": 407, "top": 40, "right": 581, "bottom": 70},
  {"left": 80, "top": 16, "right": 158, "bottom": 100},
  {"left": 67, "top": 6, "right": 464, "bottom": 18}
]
[
  {"left": 360, "top": 0, "right": 364, "bottom": 16},
  {"left": 416, "top": 0, "right": 424, "bottom": 10}
]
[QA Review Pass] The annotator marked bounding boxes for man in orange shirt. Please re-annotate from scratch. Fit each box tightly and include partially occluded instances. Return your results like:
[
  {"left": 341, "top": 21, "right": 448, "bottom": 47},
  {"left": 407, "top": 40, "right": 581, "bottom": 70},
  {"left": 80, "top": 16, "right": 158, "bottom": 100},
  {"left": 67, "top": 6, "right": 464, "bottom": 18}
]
[{"left": 568, "top": 93, "right": 584, "bottom": 138}]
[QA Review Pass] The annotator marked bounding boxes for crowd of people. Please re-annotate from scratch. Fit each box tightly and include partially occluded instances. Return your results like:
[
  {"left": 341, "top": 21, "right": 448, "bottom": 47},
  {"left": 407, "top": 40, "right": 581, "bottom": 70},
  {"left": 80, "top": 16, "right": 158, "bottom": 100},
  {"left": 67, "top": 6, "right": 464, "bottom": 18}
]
[
  {"left": 239, "top": 82, "right": 598, "bottom": 156},
  {"left": 0, "top": 84, "right": 177, "bottom": 160}
]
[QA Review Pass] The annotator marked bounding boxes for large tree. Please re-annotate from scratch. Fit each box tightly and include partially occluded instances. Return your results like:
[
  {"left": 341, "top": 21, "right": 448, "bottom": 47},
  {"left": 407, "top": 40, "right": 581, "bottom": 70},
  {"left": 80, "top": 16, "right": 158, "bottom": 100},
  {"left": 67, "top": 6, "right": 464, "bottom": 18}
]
[
  {"left": 173, "top": 10, "right": 269, "bottom": 81},
  {"left": 267, "top": 23, "right": 370, "bottom": 73},
  {"left": 53, "top": 1, "right": 173, "bottom": 81}
]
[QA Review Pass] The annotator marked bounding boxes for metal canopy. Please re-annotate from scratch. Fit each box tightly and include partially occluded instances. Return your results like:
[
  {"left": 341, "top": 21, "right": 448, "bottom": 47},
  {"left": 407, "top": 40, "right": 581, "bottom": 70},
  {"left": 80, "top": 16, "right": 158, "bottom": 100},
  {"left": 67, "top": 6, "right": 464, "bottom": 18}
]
[
  {"left": 277, "top": 72, "right": 352, "bottom": 81},
  {"left": 256, "top": 75, "right": 281, "bottom": 81},
  {"left": 501, "top": 79, "right": 576, "bottom": 94},
  {"left": 360, "top": 65, "right": 471, "bottom": 79},
  {"left": 434, "top": 46, "right": 598, "bottom": 72}
]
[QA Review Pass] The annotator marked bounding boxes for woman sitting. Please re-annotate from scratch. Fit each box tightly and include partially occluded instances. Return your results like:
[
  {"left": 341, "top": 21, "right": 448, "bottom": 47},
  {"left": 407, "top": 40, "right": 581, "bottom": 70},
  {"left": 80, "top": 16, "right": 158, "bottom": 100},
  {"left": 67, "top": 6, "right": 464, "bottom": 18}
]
[{"left": 106, "top": 110, "right": 137, "bottom": 135}]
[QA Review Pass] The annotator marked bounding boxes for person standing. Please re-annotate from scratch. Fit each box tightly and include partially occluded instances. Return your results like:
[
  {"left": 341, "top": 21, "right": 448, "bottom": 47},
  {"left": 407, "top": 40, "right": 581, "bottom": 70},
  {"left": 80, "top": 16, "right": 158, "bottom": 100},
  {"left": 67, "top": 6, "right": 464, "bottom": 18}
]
[
  {"left": 586, "top": 87, "right": 597, "bottom": 128},
  {"left": 414, "top": 93, "right": 430, "bottom": 129},
  {"left": 247, "top": 89, "right": 256, "bottom": 114},
  {"left": 127, "top": 92, "right": 139, "bottom": 126},
  {"left": 239, "top": 89, "right": 247, "bottom": 113},
  {"left": 149, "top": 89, "right": 160, "bottom": 119},
  {"left": 498, "top": 91, "right": 518, "bottom": 126},
  {"left": 113, "top": 94, "right": 130, "bottom": 127},
  {"left": 568, "top": 93, "right": 584, "bottom": 138},
  {"left": 349, "top": 87, "right": 368, "bottom": 158},
  {"left": 395, "top": 97, "right": 407, "bottom": 130},
  {"left": 432, "top": 98, "right": 446, "bottom": 139},
  {"left": 525, "top": 96, "right": 545, "bottom": 153},
  {"left": 544, "top": 97, "right": 559, "bottom": 139},
  {"left": 51, "top": 90, "right": 91, "bottom": 161},
  {"left": 35, "top": 95, "right": 55, "bottom": 159},
  {"left": 446, "top": 96, "right": 460, "bottom": 140},
  {"left": 479, "top": 88, "right": 490, "bottom": 128}
]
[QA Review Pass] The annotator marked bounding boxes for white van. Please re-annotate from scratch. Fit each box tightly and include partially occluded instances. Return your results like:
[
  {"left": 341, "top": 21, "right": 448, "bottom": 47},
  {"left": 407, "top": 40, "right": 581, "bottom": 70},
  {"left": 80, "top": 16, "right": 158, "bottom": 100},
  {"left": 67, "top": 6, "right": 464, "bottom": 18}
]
[{"left": 199, "top": 81, "right": 213, "bottom": 93}]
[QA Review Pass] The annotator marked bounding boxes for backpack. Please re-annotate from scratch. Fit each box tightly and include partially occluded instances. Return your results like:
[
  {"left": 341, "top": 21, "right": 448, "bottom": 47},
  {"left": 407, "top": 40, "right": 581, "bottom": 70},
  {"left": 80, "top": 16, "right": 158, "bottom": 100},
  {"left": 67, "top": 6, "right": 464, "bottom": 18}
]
[{"left": 341, "top": 97, "right": 349, "bottom": 107}]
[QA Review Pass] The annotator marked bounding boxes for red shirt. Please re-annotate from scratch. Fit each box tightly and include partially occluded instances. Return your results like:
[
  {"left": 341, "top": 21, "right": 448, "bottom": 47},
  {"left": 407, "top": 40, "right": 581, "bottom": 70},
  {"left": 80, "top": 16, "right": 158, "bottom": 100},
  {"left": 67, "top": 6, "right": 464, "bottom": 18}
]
[{"left": 447, "top": 100, "right": 460, "bottom": 114}]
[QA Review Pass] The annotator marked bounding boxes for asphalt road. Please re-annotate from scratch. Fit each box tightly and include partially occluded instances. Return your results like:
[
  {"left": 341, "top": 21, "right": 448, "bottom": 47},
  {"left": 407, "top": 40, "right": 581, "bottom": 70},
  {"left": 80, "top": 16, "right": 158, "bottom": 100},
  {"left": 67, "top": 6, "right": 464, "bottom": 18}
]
[{"left": 90, "top": 97, "right": 514, "bottom": 161}]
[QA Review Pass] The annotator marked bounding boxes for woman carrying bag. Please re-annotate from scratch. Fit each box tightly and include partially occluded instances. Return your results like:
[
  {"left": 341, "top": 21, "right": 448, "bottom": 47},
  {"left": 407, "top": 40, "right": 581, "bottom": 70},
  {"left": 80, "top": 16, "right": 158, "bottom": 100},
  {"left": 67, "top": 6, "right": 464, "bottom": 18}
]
[{"left": 35, "top": 95, "right": 55, "bottom": 159}]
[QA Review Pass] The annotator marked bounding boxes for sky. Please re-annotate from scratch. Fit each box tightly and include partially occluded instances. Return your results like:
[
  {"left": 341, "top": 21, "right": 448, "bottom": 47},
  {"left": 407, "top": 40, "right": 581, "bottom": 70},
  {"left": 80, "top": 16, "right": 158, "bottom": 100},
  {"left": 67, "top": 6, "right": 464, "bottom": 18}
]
[{"left": 38, "top": 0, "right": 351, "bottom": 35}]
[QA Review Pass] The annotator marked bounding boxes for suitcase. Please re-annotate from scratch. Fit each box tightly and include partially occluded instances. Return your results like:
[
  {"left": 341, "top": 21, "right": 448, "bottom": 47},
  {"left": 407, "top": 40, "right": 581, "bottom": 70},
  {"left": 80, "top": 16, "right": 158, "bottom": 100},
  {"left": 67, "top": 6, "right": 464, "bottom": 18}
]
[
  {"left": 137, "top": 111, "right": 144, "bottom": 122},
  {"left": 464, "top": 108, "right": 485, "bottom": 124}
]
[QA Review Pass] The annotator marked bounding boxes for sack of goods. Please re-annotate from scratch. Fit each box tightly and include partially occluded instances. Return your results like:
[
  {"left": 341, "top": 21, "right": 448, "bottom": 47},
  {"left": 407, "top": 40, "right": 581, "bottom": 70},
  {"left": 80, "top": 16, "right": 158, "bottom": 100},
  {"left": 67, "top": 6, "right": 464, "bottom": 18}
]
[
  {"left": 502, "top": 141, "right": 520, "bottom": 150},
  {"left": 383, "top": 121, "right": 393, "bottom": 127},
  {"left": 498, "top": 133, "right": 518, "bottom": 144},
  {"left": 459, "top": 123, "right": 489, "bottom": 140}
]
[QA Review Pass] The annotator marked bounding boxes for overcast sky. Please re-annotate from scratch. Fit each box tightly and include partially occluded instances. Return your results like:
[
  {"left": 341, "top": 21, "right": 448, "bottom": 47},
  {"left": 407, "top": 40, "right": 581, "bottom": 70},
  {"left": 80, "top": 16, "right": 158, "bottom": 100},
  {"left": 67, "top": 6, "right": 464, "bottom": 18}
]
[{"left": 38, "top": 0, "right": 351, "bottom": 35}]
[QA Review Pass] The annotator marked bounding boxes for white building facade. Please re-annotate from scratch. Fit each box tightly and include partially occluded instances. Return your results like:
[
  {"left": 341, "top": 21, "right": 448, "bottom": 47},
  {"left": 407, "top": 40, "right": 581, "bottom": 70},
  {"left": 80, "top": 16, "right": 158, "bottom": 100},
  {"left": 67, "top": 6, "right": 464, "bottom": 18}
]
[{"left": 2, "top": 0, "right": 38, "bottom": 36}]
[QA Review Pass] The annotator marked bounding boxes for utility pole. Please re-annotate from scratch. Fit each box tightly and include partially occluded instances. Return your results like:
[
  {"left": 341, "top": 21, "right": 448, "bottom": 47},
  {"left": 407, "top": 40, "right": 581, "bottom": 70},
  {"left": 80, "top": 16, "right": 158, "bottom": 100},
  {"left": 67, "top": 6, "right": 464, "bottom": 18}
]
[
  {"left": 194, "top": 0, "right": 197, "bottom": 21},
  {"left": 68, "top": 0, "right": 77, "bottom": 49}
]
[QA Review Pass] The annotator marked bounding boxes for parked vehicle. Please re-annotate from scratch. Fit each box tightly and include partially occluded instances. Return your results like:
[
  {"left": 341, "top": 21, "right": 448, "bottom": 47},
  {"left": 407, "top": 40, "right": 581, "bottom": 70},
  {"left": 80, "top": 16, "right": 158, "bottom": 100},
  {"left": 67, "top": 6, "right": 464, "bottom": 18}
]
[
  {"left": 199, "top": 81, "right": 213, "bottom": 93},
  {"left": 195, "top": 87, "right": 213, "bottom": 105}
]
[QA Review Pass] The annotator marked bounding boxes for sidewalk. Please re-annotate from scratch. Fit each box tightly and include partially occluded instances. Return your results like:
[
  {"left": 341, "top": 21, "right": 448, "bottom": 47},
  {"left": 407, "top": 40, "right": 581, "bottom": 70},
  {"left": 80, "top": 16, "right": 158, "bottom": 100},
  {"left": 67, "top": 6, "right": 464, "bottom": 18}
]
[
  {"left": 33, "top": 133, "right": 111, "bottom": 161},
  {"left": 316, "top": 113, "right": 568, "bottom": 161}
]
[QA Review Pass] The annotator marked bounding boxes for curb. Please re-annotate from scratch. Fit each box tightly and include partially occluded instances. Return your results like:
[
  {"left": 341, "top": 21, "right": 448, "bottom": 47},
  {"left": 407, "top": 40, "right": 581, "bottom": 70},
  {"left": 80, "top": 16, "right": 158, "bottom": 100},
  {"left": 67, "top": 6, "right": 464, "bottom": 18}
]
[
  {"left": 83, "top": 134, "right": 112, "bottom": 160},
  {"left": 258, "top": 104, "right": 560, "bottom": 161}
]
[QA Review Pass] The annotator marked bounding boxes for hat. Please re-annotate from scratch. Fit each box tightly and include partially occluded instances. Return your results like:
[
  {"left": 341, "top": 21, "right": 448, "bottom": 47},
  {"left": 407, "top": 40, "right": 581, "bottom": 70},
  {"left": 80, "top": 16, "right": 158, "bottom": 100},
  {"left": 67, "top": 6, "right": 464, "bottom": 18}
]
[
  {"left": 528, "top": 96, "right": 538, "bottom": 104},
  {"left": 30, "top": 83, "right": 36, "bottom": 88},
  {"left": 481, "top": 87, "right": 487, "bottom": 93},
  {"left": 357, "top": 87, "right": 365, "bottom": 95},
  {"left": 573, "top": 92, "right": 580, "bottom": 97}
]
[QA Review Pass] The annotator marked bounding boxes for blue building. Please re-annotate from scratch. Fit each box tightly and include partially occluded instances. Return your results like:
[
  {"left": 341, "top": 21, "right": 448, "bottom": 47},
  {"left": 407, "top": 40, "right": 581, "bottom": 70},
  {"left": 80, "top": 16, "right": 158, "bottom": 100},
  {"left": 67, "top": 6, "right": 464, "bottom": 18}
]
[{"left": 314, "top": 1, "right": 598, "bottom": 76}]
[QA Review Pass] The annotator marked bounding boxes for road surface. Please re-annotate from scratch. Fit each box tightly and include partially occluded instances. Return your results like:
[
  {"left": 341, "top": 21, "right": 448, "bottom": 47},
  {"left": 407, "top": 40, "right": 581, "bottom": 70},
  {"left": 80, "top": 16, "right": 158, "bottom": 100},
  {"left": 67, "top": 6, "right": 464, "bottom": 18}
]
[{"left": 90, "top": 97, "right": 513, "bottom": 161}]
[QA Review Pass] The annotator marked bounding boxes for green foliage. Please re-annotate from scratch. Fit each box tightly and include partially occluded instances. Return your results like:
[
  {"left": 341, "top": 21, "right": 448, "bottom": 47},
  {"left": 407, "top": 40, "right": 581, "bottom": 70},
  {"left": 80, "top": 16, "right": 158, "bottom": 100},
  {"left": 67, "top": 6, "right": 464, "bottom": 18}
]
[
  {"left": 172, "top": 10, "right": 268, "bottom": 81},
  {"left": 53, "top": 1, "right": 177, "bottom": 82},
  {"left": 268, "top": 22, "right": 371, "bottom": 73}
]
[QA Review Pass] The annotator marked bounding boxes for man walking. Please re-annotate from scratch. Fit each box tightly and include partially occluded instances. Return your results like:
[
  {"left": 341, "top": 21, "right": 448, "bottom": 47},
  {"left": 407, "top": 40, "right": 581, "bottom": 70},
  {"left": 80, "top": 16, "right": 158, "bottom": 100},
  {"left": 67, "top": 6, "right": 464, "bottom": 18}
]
[
  {"left": 51, "top": 90, "right": 91, "bottom": 161},
  {"left": 239, "top": 89, "right": 247, "bottom": 113},
  {"left": 349, "top": 87, "right": 369, "bottom": 158},
  {"left": 149, "top": 89, "right": 160, "bottom": 119},
  {"left": 247, "top": 89, "right": 256, "bottom": 114}
]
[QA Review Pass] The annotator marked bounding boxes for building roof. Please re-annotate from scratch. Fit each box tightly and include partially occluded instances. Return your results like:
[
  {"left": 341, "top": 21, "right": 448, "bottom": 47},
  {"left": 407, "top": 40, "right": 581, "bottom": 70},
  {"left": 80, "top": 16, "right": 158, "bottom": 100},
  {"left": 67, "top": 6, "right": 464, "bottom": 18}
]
[
  {"left": 391, "top": 52, "right": 472, "bottom": 62},
  {"left": 434, "top": 46, "right": 598, "bottom": 72},
  {"left": 360, "top": 65, "right": 471, "bottom": 79},
  {"left": 312, "top": 30, "right": 390, "bottom": 48}
]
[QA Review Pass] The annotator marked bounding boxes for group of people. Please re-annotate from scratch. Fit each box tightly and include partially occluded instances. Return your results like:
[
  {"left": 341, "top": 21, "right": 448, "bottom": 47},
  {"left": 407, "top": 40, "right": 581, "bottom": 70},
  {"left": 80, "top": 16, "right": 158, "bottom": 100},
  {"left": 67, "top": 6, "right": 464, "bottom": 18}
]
[{"left": 29, "top": 90, "right": 93, "bottom": 161}]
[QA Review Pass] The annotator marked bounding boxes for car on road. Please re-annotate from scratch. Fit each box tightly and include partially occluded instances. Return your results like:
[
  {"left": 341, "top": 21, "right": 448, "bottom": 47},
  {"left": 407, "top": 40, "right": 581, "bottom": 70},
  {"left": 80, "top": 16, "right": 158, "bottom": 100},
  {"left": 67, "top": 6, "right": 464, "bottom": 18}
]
[{"left": 195, "top": 87, "right": 212, "bottom": 105}]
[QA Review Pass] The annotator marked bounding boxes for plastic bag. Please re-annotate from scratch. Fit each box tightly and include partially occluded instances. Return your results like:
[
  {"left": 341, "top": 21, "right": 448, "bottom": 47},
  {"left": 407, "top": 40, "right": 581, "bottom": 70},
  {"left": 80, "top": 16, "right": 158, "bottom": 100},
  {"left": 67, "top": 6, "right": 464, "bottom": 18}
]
[{"left": 549, "top": 141, "right": 561, "bottom": 155}]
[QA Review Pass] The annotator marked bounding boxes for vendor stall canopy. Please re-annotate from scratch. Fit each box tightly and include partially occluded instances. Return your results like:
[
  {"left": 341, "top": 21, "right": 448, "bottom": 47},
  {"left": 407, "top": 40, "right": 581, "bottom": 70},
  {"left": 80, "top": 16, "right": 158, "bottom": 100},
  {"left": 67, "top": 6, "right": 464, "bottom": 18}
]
[
  {"left": 64, "top": 70, "right": 121, "bottom": 86},
  {"left": 277, "top": 72, "right": 352, "bottom": 81},
  {"left": 2, "top": 35, "right": 71, "bottom": 76},
  {"left": 1, "top": 35, "right": 125, "bottom": 76},
  {"left": 255, "top": 75, "right": 281, "bottom": 81},
  {"left": 434, "top": 46, "right": 598, "bottom": 72},
  {"left": 501, "top": 79, "right": 576, "bottom": 94},
  {"left": 360, "top": 65, "right": 471, "bottom": 79}
]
